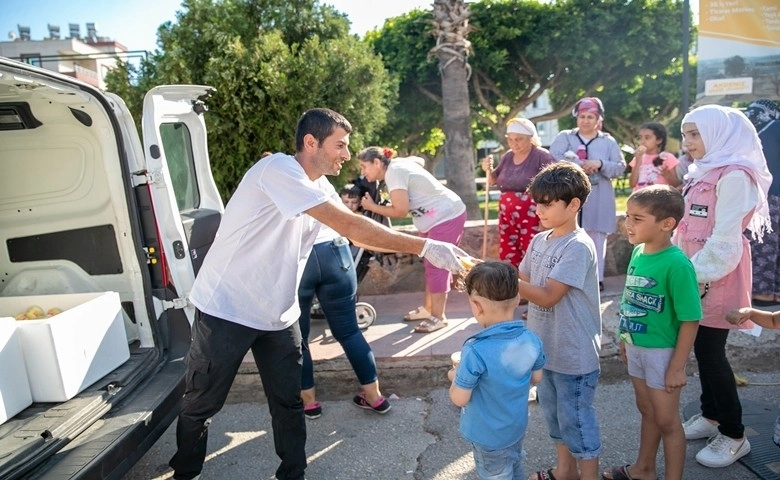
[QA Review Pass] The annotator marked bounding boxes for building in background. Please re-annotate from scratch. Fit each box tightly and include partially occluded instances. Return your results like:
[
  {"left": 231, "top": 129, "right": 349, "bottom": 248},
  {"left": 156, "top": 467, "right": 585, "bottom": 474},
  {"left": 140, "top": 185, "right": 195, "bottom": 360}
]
[{"left": 0, "top": 23, "right": 131, "bottom": 90}]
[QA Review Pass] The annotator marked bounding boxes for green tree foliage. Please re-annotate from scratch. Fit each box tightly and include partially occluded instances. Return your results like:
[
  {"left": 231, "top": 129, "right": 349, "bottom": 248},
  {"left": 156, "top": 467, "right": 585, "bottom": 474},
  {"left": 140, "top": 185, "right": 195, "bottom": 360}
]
[
  {"left": 591, "top": 60, "right": 697, "bottom": 148},
  {"left": 106, "top": 0, "right": 396, "bottom": 199},
  {"left": 370, "top": 0, "right": 688, "bottom": 153}
]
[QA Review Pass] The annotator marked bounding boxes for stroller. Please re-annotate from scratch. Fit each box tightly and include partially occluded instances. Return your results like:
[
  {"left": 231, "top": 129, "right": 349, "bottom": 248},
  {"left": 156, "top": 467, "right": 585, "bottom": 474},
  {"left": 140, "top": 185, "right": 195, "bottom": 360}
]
[{"left": 310, "top": 178, "right": 389, "bottom": 330}]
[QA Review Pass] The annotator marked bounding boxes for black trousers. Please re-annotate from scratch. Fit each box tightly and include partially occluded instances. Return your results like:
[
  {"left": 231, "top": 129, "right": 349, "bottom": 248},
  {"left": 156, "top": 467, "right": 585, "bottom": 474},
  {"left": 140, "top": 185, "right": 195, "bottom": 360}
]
[
  {"left": 169, "top": 311, "right": 306, "bottom": 480},
  {"left": 694, "top": 325, "right": 744, "bottom": 439}
]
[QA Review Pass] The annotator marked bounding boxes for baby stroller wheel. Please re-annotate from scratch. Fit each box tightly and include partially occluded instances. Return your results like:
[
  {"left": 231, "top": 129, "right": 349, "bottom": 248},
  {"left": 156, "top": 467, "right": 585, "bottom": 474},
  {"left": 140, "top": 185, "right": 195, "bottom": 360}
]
[{"left": 355, "top": 302, "right": 376, "bottom": 330}]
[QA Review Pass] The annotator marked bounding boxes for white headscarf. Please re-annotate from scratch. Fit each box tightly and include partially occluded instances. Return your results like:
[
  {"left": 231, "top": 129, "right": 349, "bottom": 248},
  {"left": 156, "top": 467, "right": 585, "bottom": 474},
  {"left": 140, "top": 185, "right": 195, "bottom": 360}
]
[{"left": 682, "top": 104, "right": 773, "bottom": 241}]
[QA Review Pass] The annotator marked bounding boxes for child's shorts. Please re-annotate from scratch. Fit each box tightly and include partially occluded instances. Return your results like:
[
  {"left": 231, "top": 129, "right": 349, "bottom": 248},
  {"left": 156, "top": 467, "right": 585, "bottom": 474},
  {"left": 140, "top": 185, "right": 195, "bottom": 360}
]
[
  {"left": 537, "top": 369, "right": 601, "bottom": 460},
  {"left": 626, "top": 344, "right": 674, "bottom": 390}
]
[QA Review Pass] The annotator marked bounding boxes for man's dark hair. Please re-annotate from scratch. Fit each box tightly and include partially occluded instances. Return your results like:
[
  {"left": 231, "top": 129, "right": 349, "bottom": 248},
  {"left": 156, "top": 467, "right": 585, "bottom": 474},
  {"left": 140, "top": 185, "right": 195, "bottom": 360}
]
[
  {"left": 465, "top": 261, "right": 519, "bottom": 302},
  {"left": 528, "top": 162, "right": 591, "bottom": 208},
  {"left": 627, "top": 184, "right": 685, "bottom": 228},
  {"left": 295, "top": 108, "right": 352, "bottom": 152}
]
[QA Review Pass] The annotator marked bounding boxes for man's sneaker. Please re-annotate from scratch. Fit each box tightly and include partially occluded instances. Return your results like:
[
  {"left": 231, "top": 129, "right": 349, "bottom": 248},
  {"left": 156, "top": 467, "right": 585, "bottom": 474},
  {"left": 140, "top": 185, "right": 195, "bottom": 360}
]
[
  {"left": 683, "top": 413, "right": 720, "bottom": 440},
  {"left": 304, "top": 402, "right": 322, "bottom": 420},
  {"left": 352, "top": 393, "right": 391, "bottom": 414},
  {"left": 695, "top": 433, "right": 751, "bottom": 468}
]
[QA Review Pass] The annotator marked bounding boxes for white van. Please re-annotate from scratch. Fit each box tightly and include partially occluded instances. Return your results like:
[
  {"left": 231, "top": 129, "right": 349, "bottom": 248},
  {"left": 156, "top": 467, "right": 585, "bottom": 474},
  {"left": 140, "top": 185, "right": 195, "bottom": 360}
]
[{"left": 0, "top": 56, "right": 223, "bottom": 479}]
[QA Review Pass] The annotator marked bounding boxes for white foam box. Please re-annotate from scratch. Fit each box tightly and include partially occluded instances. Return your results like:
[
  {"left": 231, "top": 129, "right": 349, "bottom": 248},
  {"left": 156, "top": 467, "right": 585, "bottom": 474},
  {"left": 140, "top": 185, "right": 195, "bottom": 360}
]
[
  {"left": 0, "top": 318, "right": 33, "bottom": 423},
  {"left": 0, "top": 292, "right": 130, "bottom": 402}
]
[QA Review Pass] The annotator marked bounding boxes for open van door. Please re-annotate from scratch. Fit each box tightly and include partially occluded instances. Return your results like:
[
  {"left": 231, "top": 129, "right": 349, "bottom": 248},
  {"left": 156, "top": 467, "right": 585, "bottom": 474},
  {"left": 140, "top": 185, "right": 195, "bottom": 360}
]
[{"left": 139, "top": 86, "right": 224, "bottom": 325}]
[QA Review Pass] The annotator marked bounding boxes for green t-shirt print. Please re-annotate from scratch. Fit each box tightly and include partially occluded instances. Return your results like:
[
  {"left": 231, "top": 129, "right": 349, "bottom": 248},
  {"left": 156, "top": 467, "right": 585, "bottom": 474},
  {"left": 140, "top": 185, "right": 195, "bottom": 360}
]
[{"left": 618, "top": 245, "right": 702, "bottom": 348}]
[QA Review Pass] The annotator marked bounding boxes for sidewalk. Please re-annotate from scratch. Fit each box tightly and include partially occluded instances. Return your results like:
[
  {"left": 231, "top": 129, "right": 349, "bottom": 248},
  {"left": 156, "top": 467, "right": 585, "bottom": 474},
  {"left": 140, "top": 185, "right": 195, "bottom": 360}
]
[
  {"left": 231, "top": 274, "right": 779, "bottom": 403},
  {"left": 231, "top": 275, "right": 629, "bottom": 402}
]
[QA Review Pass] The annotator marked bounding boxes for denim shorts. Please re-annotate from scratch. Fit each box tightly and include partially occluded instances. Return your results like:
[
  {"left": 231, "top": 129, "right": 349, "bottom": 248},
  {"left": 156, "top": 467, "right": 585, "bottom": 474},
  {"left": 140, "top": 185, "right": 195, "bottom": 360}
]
[
  {"left": 537, "top": 369, "right": 601, "bottom": 460},
  {"left": 471, "top": 437, "right": 525, "bottom": 480}
]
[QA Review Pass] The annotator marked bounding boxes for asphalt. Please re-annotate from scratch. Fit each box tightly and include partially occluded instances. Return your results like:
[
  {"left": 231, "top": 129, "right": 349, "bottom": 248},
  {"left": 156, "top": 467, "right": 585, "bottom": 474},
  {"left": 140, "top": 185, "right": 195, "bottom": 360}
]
[{"left": 124, "top": 275, "right": 780, "bottom": 480}]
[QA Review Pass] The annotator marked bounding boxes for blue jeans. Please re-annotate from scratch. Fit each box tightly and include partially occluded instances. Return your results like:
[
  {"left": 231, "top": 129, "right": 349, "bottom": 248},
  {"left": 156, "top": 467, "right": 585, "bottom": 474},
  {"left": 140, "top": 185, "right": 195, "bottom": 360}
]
[
  {"left": 298, "top": 239, "right": 377, "bottom": 390},
  {"left": 471, "top": 437, "right": 525, "bottom": 480},
  {"left": 170, "top": 311, "right": 305, "bottom": 480},
  {"left": 537, "top": 369, "right": 601, "bottom": 460}
]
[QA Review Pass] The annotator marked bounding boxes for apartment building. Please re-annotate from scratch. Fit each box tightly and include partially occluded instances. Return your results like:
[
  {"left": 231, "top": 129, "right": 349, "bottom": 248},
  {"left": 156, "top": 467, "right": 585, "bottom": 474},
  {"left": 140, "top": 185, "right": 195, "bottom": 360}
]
[{"left": 0, "top": 23, "right": 130, "bottom": 90}]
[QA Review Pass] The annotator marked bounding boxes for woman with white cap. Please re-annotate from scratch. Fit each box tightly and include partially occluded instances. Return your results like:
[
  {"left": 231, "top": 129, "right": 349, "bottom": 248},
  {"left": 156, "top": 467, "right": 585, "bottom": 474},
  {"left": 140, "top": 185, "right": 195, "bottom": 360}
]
[
  {"left": 549, "top": 97, "right": 626, "bottom": 291},
  {"left": 481, "top": 118, "right": 555, "bottom": 268}
]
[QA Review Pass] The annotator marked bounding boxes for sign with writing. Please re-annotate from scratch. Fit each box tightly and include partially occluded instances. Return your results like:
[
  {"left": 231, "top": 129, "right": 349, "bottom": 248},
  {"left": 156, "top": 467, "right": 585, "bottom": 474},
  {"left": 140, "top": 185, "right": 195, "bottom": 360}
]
[{"left": 696, "top": 0, "right": 780, "bottom": 104}]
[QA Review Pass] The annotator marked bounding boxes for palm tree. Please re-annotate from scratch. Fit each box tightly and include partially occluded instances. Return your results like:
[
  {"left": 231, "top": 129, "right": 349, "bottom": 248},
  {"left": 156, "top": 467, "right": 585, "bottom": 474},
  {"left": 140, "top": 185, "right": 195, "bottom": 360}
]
[{"left": 430, "top": 0, "right": 480, "bottom": 219}]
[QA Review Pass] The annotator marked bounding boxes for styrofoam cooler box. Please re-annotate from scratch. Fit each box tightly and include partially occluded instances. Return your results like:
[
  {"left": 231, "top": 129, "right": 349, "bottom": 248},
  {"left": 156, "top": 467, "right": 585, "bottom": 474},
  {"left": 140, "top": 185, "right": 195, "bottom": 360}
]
[
  {"left": 0, "top": 318, "right": 33, "bottom": 423},
  {"left": 0, "top": 292, "right": 130, "bottom": 402}
]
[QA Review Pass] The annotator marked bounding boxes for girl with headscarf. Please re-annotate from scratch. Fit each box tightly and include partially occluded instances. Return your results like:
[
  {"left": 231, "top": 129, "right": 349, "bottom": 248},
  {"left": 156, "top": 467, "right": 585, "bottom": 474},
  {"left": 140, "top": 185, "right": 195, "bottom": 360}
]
[
  {"left": 481, "top": 118, "right": 555, "bottom": 268},
  {"left": 744, "top": 99, "right": 780, "bottom": 306},
  {"left": 674, "top": 105, "right": 772, "bottom": 469},
  {"left": 549, "top": 97, "right": 626, "bottom": 291}
]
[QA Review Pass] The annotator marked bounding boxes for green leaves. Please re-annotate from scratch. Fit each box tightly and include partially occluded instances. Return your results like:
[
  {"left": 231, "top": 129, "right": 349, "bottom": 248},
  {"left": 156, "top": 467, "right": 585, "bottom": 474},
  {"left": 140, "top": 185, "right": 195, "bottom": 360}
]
[{"left": 107, "top": 0, "right": 394, "bottom": 199}]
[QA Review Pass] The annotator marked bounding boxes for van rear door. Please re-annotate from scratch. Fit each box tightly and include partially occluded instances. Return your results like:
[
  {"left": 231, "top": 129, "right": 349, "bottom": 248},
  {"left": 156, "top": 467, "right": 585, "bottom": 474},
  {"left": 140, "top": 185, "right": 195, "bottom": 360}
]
[{"left": 139, "top": 86, "right": 224, "bottom": 325}]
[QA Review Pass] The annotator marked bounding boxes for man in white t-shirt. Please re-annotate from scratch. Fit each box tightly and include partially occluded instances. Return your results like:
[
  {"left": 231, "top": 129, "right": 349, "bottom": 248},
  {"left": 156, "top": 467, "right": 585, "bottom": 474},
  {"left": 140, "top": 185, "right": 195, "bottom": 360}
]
[{"left": 169, "top": 108, "right": 467, "bottom": 480}]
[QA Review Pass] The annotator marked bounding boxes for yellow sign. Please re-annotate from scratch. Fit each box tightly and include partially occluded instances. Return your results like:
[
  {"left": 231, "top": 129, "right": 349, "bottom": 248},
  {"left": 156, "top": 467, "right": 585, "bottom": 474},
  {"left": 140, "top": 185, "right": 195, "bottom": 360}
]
[
  {"left": 700, "top": 0, "right": 780, "bottom": 48},
  {"left": 705, "top": 77, "right": 754, "bottom": 95}
]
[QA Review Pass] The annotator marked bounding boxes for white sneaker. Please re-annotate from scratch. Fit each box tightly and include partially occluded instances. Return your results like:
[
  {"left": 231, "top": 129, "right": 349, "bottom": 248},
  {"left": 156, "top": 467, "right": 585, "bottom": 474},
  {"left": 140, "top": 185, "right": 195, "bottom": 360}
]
[
  {"left": 695, "top": 433, "right": 751, "bottom": 468},
  {"left": 683, "top": 413, "right": 719, "bottom": 440}
]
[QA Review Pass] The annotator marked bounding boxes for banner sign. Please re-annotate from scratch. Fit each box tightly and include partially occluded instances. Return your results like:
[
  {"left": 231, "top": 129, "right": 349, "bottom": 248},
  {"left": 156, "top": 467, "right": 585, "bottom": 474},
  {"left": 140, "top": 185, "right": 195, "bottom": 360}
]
[{"left": 696, "top": 0, "right": 780, "bottom": 104}]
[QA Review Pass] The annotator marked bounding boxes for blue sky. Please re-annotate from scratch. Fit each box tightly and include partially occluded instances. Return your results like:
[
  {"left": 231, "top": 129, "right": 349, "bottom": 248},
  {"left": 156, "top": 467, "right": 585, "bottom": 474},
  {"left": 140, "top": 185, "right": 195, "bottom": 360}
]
[{"left": 3, "top": 0, "right": 433, "bottom": 53}]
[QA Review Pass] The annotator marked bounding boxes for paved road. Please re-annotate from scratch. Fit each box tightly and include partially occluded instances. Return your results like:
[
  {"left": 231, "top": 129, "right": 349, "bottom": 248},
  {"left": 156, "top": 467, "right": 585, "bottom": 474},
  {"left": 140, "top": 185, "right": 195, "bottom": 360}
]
[{"left": 124, "top": 372, "right": 779, "bottom": 479}]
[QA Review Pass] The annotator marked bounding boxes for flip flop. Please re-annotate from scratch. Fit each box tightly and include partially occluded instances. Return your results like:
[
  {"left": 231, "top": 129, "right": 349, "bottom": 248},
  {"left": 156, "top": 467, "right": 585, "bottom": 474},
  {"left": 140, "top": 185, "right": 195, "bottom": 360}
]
[
  {"left": 529, "top": 469, "right": 557, "bottom": 480},
  {"left": 414, "top": 316, "right": 447, "bottom": 333},
  {"left": 403, "top": 306, "right": 431, "bottom": 321},
  {"left": 602, "top": 464, "right": 634, "bottom": 480}
]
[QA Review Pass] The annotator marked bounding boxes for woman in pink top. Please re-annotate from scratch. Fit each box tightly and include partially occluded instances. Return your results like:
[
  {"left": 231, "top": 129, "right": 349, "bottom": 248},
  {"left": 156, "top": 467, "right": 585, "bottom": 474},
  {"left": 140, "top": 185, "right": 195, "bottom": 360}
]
[
  {"left": 480, "top": 118, "right": 555, "bottom": 268},
  {"left": 628, "top": 122, "right": 680, "bottom": 191},
  {"left": 673, "top": 105, "right": 772, "bottom": 469}
]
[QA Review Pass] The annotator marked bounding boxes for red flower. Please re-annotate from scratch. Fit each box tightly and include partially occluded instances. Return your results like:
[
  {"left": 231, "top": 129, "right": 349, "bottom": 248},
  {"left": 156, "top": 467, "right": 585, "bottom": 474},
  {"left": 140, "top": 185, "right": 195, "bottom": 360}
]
[{"left": 383, "top": 148, "right": 394, "bottom": 159}]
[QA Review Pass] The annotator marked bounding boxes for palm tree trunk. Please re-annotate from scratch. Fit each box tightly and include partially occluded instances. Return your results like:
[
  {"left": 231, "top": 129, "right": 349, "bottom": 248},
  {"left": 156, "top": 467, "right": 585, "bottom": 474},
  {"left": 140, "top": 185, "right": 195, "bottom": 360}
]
[{"left": 430, "top": 0, "right": 481, "bottom": 220}]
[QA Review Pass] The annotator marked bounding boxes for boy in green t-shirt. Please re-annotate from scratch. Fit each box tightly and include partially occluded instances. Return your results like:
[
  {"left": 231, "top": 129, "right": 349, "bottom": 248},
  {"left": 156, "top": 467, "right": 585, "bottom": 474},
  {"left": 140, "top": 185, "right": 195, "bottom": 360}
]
[{"left": 603, "top": 185, "right": 702, "bottom": 480}]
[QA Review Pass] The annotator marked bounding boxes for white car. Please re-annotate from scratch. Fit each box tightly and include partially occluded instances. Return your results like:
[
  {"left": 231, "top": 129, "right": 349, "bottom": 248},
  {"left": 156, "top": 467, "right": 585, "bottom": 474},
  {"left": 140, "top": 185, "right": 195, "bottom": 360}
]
[{"left": 0, "top": 56, "right": 223, "bottom": 479}]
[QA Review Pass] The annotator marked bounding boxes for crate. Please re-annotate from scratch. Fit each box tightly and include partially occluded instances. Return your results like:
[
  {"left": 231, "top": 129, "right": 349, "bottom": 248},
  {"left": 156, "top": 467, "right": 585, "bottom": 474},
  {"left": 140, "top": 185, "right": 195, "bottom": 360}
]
[
  {"left": 0, "top": 292, "right": 130, "bottom": 402},
  {"left": 0, "top": 318, "right": 33, "bottom": 423}
]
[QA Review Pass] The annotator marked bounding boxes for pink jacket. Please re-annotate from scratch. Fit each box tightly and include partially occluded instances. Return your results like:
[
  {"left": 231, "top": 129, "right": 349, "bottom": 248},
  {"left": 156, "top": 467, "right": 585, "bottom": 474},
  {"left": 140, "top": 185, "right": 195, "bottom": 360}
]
[{"left": 675, "top": 165, "right": 755, "bottom": 330}]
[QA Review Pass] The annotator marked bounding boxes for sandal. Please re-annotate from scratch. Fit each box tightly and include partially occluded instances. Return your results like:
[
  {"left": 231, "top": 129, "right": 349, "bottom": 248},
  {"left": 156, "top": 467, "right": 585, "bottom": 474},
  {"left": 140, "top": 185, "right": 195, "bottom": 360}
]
[
  {"left": 403, "top": 306, "right": 431, "bottom": 321},
  {"left": 602, "top": 464, "right": 635, "bottom": 480},
  {"left": 529, "top": 469, "right": 557, "bottom": 480},
  {"left": 414, "top": 316, "right": 447, "bottom": 333}
]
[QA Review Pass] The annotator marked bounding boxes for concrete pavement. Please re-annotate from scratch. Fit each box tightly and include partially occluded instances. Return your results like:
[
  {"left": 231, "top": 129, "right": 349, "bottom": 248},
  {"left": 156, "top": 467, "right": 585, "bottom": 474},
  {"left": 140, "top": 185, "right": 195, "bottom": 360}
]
[
  {"left": 125, "top": 373, "right": 779, "bottom": 479},
  {"left": 124, "top": 274, "right": 780, "bottom": 479}
]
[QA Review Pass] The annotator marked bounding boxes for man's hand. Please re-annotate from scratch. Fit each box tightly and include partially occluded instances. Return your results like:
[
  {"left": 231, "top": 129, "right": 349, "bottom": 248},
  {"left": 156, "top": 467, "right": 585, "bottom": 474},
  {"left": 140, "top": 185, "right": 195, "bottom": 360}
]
[{"left": 420, "top": 239, "right": 469, "bottom": 273}]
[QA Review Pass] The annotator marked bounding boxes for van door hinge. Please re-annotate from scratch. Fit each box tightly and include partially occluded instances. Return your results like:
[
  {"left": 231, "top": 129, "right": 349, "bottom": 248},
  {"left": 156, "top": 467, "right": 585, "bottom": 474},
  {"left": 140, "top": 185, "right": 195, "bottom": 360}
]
[
  {"left": 132, "top": 169, "right": 164, "bottom": 186},
  {"left": 162, "top": 297, "right": 190, "bottom": 310}
]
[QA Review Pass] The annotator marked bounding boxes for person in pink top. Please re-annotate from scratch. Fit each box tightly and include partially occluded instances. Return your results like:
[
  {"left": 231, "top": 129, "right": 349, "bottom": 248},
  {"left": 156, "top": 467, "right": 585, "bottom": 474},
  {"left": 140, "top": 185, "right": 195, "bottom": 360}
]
[
  {"left": 673, "top": 105, "right": 773, "bottom": 469},
  {"left": 628, "top": 122, "right": 680, "bottom": 191},
  {"left": 481, "top": 118, "right": 555, "bottom": 268}
]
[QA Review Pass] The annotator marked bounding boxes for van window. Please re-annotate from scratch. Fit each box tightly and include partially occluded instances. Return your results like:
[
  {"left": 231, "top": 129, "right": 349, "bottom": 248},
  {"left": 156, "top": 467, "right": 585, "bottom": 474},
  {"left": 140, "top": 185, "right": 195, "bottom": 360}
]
[{"left": 160, "top": 122, "right": 200, "bottom": 211}]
